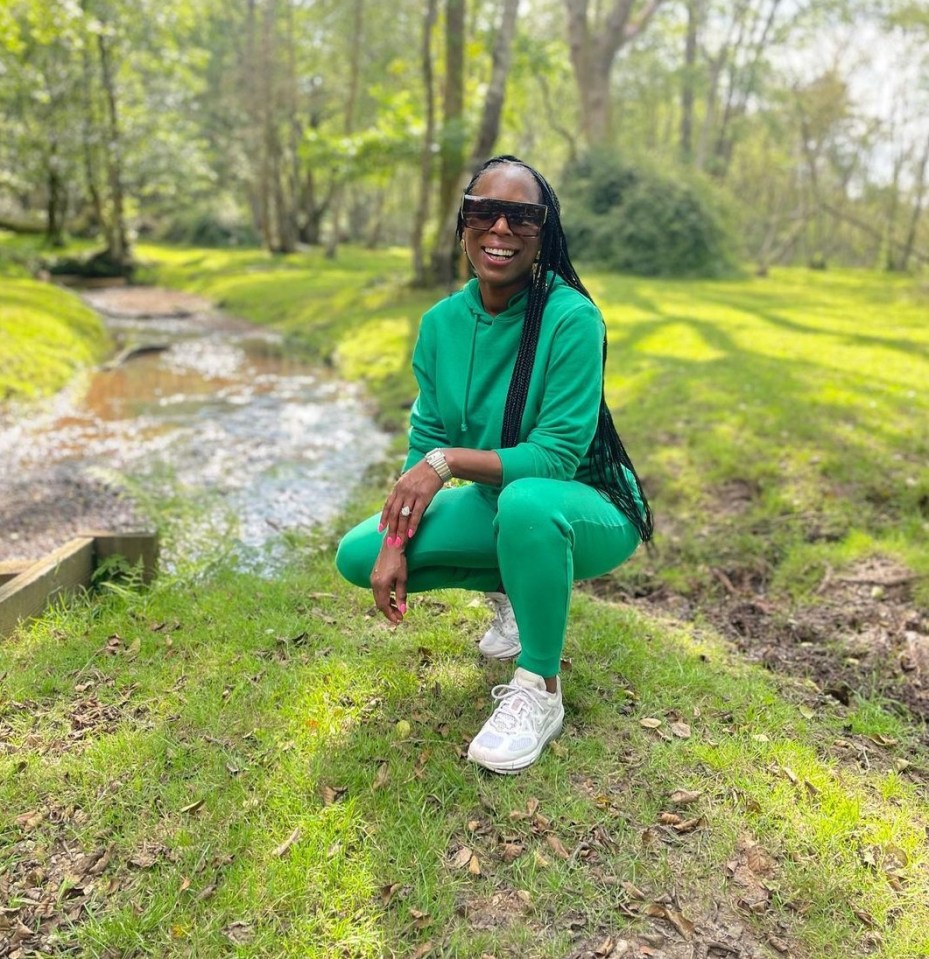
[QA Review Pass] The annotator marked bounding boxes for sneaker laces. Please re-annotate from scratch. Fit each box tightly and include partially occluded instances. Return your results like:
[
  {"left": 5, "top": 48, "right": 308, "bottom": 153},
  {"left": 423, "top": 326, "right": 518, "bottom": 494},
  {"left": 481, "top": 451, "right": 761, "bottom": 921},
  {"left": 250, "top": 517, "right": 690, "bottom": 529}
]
[
  {"left": 485, "top": 682, "right": 543, "bottom": 734},
  {"left": 489, "top": 595, "right": 516, "bottom": 634}
]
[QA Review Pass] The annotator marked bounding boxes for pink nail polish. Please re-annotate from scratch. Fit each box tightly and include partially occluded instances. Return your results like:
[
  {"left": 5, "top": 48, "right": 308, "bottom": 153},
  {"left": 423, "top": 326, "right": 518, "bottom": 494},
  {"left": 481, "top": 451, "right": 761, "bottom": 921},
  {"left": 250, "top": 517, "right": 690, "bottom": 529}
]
[
  {"left": 408, "top": 528, "right": 414, "bottom": 538},
  {"left": 399, "top": 603, "right": 407, "bottom": 614},
  {"left": 378, "top": 523, "right": 384, "bottom": 532}
]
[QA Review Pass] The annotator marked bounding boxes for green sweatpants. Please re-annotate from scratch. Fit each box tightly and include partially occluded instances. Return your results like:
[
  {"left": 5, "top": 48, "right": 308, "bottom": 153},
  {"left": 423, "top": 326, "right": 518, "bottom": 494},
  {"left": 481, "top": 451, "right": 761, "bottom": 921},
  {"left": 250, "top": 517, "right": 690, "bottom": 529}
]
[{"left": 335, "top": 477, "right": 641, "bottom": 677}]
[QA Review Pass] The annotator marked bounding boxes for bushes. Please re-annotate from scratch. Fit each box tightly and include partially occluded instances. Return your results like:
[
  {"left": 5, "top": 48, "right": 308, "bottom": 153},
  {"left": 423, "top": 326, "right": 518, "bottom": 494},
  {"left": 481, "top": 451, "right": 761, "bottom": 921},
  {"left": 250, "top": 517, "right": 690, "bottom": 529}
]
[{"left": 561, "top": 152, "right": 738, "bottom": 277}]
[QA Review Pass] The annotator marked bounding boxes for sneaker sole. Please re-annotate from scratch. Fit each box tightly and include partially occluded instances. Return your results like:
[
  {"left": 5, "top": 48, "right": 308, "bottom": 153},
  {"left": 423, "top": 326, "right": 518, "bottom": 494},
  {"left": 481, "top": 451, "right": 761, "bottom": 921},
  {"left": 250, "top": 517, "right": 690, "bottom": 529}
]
[
  {"left": 466, "top": 719, "right": 563, "bottom": 774},
  {"left": 478, "top": 642, "right": 522, "bottom": 660}
]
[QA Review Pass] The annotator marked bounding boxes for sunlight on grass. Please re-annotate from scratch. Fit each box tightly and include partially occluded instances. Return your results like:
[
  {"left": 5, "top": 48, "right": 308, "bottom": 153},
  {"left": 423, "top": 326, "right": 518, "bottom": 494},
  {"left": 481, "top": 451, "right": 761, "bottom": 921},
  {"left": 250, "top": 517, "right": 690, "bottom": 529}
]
[{"left": 3, "top": 241, "right": 929, "bottom": 955}]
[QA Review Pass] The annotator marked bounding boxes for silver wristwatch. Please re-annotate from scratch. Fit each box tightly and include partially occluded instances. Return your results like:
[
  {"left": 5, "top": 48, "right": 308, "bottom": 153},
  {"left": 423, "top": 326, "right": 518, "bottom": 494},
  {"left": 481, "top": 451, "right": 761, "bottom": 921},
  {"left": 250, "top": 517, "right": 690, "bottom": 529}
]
[{"left": 425, "top": 448, "right": 452, "bottom": 483}]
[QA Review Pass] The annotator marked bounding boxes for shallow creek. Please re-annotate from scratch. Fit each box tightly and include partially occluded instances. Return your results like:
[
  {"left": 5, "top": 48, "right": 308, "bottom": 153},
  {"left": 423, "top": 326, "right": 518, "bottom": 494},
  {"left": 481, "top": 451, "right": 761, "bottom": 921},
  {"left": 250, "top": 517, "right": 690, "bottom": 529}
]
[{"left": 0, "top": 286, "right": 389, "bottom": 570}]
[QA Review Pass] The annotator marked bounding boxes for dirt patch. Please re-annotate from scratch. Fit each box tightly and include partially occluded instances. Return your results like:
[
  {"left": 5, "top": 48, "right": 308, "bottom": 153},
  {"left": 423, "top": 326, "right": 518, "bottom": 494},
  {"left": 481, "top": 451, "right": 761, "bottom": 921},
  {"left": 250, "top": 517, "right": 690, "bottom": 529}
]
[
  {"left": 589, "top": 554, "right": 929, "bottom": 727},
  {"left": 80, "top": 286, "right": 212, "bottom": 318},
  {"left": 0, "top": 807, "right": 112, "bottom": 957}
]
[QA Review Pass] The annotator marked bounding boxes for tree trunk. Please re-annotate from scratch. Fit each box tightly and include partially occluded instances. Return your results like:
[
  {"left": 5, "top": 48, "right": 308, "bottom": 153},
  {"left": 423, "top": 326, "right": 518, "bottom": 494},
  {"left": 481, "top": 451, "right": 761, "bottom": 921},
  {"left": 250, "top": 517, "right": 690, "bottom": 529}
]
[
  {"left": 712, "top": 0, "right": 782, "bottom": 178},
  {"left": 564, "top": 0, "right": 664, "bottom": 147},
  {"left": 325, "top": 0, "right": 365, "bottom": 259},
  {"left": 96, "top": 31, "right": 130, "bottom": 266},
  {"left": 437, "top": 0, "right": 466, "bottom": 220},
  {"left": 411, "top": 0, "right": 439, "bottom": 288},
  {"left": 45, "top": 140, "right": 67, "bottom": 247},
  {"left": 430, "top": 0, "right": 521, "bottom": 288},
  {"left": 680, "top": 0, "right": 700, "bottom": 164},
  {"left": 898, "top": 132, "right": 929, "bottom": 272}
]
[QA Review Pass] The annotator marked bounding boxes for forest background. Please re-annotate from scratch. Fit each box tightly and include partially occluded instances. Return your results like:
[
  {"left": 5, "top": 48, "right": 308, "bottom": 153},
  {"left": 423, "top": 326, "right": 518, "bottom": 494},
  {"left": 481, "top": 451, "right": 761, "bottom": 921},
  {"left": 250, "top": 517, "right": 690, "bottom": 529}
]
[{"left": 2, "top": 0, "right": 929, "bottom": 283}]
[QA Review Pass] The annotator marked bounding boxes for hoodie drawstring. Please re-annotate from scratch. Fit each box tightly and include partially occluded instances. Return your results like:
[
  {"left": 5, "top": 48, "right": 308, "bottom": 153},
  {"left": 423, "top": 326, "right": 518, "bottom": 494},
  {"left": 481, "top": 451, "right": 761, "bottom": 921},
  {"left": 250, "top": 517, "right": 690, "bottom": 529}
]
[{"left": 461, "top": 314, "right": 480, "bottom": 432}]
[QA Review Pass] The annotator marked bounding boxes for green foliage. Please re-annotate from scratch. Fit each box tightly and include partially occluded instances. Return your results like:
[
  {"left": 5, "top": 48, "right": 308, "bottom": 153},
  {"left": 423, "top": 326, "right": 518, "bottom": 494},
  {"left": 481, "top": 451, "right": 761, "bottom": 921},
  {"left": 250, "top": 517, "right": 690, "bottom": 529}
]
[
  {"left": 561, "top": 151, "right": 738, "bottom": 277},
  {"left": 154, "top": 209, "right": 261, "bottom": 249}
]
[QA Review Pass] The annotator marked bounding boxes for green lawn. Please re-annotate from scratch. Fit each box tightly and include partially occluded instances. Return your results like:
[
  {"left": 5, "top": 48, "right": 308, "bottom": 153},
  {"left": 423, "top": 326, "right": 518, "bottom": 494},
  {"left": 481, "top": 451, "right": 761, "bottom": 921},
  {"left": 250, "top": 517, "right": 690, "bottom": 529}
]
[{"left": 1, "top": 241, "right": 928, "bottom": 957}]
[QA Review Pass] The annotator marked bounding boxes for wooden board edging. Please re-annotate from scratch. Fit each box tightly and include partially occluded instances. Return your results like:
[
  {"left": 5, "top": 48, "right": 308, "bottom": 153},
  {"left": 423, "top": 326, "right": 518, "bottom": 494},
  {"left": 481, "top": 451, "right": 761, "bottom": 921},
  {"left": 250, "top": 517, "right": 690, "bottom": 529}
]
[{"left": 0, "top": 531, "right": 158, "bottom": 638}]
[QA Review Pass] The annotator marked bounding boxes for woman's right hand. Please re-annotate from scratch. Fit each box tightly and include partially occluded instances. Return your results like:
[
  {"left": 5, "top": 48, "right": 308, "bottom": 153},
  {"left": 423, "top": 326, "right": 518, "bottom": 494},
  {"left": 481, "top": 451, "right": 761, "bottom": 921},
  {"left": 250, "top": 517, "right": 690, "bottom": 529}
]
[{"left": 370, "top": 542, "right": 408, "bottom": 625}]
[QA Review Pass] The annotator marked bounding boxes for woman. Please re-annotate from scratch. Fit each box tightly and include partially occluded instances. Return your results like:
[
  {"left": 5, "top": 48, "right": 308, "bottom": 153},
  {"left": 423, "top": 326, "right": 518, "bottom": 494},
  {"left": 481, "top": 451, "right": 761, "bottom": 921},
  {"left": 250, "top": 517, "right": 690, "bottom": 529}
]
[{"left": 336, "top": 155, "right": 652, "bottom": 773}]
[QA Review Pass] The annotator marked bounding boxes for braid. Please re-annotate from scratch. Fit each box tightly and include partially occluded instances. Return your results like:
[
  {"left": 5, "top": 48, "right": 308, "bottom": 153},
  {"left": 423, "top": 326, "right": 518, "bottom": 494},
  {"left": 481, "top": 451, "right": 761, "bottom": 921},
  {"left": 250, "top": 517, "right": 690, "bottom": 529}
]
[{"left": 458, "top": 155, "right": 653, "bottom": 542}]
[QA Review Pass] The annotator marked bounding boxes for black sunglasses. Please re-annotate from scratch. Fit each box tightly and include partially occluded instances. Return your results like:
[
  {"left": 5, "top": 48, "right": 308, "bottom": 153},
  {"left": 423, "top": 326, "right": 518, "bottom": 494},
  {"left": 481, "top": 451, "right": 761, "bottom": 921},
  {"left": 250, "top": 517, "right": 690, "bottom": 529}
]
[{"left": 460, "top": 195, "right": 548, "bottom": 237}]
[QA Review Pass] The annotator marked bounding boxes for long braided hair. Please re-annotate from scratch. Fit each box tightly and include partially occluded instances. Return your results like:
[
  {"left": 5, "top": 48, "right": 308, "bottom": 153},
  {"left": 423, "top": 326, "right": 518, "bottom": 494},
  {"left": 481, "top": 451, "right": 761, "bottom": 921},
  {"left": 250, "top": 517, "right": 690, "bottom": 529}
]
[{"left": 456, "top": 155, "right": 653, "bottom": 542}]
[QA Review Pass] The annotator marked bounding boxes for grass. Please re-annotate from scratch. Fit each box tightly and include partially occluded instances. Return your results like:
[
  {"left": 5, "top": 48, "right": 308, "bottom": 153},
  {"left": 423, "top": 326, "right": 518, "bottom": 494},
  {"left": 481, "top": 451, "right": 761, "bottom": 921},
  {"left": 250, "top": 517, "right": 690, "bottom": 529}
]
[
  {"left": 0, "top": 233, "right": 110, "bottom": 401},
  {"left": 1, "top": 238, "right": 928, "bottom": 956}
]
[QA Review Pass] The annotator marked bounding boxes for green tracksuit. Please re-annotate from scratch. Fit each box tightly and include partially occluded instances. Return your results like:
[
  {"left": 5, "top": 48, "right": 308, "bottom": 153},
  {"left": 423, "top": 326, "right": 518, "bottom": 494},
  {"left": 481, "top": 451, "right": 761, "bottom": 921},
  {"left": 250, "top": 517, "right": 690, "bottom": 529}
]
[{"left": 336, "top": 275, "right": 641, "bottom": 676}]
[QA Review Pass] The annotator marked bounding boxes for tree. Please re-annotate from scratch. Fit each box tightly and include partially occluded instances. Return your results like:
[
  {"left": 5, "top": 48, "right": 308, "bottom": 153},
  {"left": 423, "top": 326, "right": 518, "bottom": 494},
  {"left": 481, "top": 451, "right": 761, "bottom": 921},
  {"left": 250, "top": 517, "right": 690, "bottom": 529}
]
[
  {"left": 563, "top": 0, "right": 664, "bottom": 146},
  {"left": 429, "top": 0, "right": 521, "bottom": 287}
]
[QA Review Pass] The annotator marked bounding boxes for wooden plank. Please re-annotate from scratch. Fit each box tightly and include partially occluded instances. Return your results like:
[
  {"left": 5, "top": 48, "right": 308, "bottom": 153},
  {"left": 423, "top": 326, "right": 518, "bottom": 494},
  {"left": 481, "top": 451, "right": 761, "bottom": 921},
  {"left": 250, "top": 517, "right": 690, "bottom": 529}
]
[
  {"left": 0, "top": 537, "right": 95, "bottom": 638},
  {"left": 88, "top": 531, "right": 159, "bottom": 584},
  {"left": 0, "top": 560, "right": 32, "bottom": 586}
]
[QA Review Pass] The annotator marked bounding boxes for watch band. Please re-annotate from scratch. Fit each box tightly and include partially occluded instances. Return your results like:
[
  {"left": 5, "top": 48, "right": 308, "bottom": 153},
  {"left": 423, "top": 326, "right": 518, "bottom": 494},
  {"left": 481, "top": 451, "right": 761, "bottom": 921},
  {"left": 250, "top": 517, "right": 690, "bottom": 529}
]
[{"left": 425, "top": 448, "right": 452, "bottom": 483}]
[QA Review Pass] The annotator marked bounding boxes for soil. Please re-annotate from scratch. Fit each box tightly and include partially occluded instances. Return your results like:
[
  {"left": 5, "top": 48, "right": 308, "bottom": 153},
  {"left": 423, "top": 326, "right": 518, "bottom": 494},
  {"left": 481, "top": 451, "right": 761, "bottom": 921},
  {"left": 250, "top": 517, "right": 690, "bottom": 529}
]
[{"left": 586, "top": 524, "right": 929, "bottom": 733}]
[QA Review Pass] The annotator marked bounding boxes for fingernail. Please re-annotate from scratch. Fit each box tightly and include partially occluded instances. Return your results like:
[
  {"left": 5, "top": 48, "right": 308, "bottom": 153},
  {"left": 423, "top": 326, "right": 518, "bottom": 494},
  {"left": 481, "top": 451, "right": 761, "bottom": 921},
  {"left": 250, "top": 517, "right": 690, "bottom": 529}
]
[
  {"left": 407, "top": 528, "right": 414, "bottom": 538},
  {"left": 391, "top": 536, "right": 401, "bottom": 548},
  {"left": 399, "top": 603, "right": 407, "bottom": 614},
  {"left": 378, "top": 523, "right": 384, "bottom": 532}
]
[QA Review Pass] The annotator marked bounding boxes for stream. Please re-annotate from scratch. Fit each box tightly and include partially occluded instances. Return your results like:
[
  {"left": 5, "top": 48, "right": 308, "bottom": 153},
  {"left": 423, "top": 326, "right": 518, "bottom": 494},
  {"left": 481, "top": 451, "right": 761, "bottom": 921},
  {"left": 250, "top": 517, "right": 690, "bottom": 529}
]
[{"left": 0, "top": 286, "right": 390, "bottom": 571}]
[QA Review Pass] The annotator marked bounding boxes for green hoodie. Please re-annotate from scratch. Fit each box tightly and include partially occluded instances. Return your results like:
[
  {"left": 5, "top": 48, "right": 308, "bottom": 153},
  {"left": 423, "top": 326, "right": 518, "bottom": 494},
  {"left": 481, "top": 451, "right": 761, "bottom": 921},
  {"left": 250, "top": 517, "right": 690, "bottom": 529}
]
[{"left": 403, "top": 274, "right": 605, "bottom": 492}]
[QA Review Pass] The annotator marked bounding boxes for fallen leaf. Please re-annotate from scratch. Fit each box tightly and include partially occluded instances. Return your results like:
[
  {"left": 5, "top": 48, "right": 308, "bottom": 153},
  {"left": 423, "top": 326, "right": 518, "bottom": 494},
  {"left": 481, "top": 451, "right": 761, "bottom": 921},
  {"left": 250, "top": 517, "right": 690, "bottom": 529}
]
[
  {"left": 594, "top": 936, "right": 616, "bottom": 957},
  {"left": 533, "top": 850, "right": 551, "bottom": 868},
  {"left": 782, "top": 766, "right": 799, "bottom": 785},
  {"left": 450, "top": 846, "right": 474, "bottom": 870},
  {"left": 410, "top": 942, "right": 435, "bottom": 959},
  {"left": 669, "top": 789, "right": 702, "bottom": 806},
  {"left": 752, "top": 733, "right": 770, "bottom": 743},
  {"left": 180, "top": 798, "right": 204, "bottom": 815},
  {"left": 500, "top": 842, "right": 525, "bottom": 863},
  {"left": 526, "top": 797, "right": 540, "bottom": 815},
  {"left": 621, "top": 880, "right": 647, "bottom": 901},
  {"left": 545, "top": 834, "right": 571, "bottom": 859},
  {"left": 320, "top": 784, "right": 347, "bottom": 805},
  {"left": 468, "top": 853, "right": 482, "bottom": 876},
  {"left": 381, "top": 882, "right": 402, "bottom": 906},
  {"left": 223, "top": 921, "right": 254, "bottom": 945},
  {"left": 15, "top": 810, "right": 45, "bottom": 831},
  {"left": 672, "top": 817, "right": 704, "bottom": 834},
  {"left": 868, "top": 733, "right": 898, "bottom": 748},
  {"left": 644, "top": 902, "right": 695, "bottom": 939},
  {"left": 670, "top": 722, "right": 691, "bottom": 739},
  {"left": 272, "top": 827, "right": 300, "bottom": 858},
  {"left": 640, "top": 717, "right": 662, "bottom": 729},
  {"left": 550, "top": 739, "right": 568, "bottom": 757},
  {"left": 658, "top": 812, "right": 682, "bottom": 825},
  {"left": 372, "top": 762, "right": 390, "bottom": 790}
]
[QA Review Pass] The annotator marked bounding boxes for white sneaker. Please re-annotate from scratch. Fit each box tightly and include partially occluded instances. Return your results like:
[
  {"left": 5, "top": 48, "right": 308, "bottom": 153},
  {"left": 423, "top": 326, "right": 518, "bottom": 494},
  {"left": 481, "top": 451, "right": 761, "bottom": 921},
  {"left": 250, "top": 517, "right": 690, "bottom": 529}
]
[
  {"left": 467, "top": 667, "right": 564, "bottom": 774},
  {"left": 478, "top": 591, "right": 521, "bottom": 659}
]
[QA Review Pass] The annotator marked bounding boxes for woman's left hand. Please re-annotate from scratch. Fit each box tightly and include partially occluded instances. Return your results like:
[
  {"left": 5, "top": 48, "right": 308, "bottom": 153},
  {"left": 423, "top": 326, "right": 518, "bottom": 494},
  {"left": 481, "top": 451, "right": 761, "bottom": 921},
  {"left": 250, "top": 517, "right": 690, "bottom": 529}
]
[{"left": 379, "top": 460, "right": 443, "bottom": 546}]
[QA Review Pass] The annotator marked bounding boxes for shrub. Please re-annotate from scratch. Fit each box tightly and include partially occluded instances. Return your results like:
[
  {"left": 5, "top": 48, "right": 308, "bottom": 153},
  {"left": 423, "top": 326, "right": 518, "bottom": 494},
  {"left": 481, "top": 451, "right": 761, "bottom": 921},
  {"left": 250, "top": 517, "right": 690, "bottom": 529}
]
[{"left": 560, "top": 152, "right": 738, "bottom": 277}]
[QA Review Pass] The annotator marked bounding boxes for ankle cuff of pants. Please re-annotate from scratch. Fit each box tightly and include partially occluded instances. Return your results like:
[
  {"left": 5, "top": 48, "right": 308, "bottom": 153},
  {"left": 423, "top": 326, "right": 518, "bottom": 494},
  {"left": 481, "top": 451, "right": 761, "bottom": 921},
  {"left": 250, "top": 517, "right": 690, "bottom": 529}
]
[{"left": 516, "top": 651, "right": 561, "bottom": 679}]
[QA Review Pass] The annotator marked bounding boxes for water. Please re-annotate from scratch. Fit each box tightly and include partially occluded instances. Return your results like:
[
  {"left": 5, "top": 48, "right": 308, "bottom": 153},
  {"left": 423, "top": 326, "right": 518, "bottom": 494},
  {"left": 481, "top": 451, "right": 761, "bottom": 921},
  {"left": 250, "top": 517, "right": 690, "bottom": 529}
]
[{"left": 0, "top": 287, "right": 390, "bottom": 571}]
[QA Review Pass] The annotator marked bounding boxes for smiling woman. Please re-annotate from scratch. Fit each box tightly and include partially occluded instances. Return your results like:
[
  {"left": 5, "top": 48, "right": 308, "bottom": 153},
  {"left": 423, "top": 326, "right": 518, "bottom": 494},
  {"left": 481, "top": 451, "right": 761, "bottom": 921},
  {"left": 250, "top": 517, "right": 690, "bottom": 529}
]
[{"left": 335, "top": 155, "right": 653, "bottom": 775}]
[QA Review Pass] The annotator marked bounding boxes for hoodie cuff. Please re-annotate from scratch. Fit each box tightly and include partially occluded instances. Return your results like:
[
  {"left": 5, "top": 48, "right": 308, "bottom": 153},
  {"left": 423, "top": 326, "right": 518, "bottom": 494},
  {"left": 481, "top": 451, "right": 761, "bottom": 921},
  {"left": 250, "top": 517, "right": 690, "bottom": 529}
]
[{"left": 493, "top": 445, "right": 545, "bottom": 487}]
